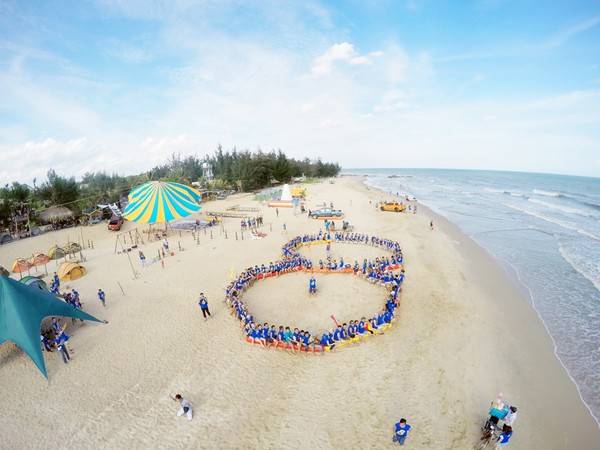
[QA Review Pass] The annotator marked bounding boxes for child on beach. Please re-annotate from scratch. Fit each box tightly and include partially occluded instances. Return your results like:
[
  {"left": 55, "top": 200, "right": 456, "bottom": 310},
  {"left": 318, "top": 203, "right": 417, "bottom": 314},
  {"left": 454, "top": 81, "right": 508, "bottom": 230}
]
[
  {"left": 393, "top": 418, "right": 411, "bottom": 445},
  {"left": 97, "top": 289, "right": 106, "bottom": 307},
  {"left": 172, "top": 394, "right": 193, "bottom": 421},
  {"left": 139, "top": 250, "right": 146, "bottom": 266}
]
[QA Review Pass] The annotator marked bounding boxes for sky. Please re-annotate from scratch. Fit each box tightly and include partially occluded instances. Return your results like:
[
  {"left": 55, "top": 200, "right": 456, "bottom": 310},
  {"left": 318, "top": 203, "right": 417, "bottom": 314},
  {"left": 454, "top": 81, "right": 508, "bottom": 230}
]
[{"left": 1, "top": 0, "right": 599, "bottom": 184}]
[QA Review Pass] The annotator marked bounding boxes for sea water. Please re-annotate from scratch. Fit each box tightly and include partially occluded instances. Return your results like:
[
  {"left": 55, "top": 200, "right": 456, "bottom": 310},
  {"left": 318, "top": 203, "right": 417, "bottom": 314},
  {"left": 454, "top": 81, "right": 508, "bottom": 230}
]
[{"left": 347, "top": 168, "right": 600, "bottom": 425}]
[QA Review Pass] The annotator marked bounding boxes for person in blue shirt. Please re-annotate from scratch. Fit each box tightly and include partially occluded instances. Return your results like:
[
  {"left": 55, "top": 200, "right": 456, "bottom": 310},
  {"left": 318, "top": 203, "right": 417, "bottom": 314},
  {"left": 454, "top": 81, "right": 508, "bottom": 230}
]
[
  {"left": 54, "top": 331, "right": 71, "bottom": 364},
  {"left": 496, "top": 425, "right": 513, "bottom": 447},
  {"left": 309, "top": 276, "right": 317, "bottom": 294},
  {"left": 198, "top": 293, "right": 211, "bottom": 321},
  {"left": 393, "top": 418, "right": 411, "bottom": 446},
  {"left": 53, "top": 272, "right": 60, "bottom": 288},
  {"left": 333, "top": 325, "right": 343, "bottom": 342},
  {"left": 97, "top": 289, "right": 106, "bottom": 307},
  {"left": 269, "top": 325, "right": 278, "bottom": 343},
  {"left": 384, "top": 311, "right": 393, "bottom": 324}
]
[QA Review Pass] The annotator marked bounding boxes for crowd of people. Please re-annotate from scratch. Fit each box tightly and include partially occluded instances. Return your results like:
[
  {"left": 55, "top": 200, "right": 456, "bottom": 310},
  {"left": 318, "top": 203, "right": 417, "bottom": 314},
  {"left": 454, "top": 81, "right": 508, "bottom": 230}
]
[
  {"left": 223, "top": 233, "right": 405, "bottom": 353},
  {"left": 43, "top": 272, "right": 106, "bottom": 364}
]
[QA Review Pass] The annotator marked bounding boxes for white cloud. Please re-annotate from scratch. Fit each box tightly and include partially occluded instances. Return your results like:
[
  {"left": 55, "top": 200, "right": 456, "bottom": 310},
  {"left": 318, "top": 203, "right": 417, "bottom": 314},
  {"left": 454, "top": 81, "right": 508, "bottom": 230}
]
[
  {"left": 311, "top": 42, "right": 375, "bottom": 76},
  {"left": 1, "top": 1, "right": 599, "bottom": 184}
]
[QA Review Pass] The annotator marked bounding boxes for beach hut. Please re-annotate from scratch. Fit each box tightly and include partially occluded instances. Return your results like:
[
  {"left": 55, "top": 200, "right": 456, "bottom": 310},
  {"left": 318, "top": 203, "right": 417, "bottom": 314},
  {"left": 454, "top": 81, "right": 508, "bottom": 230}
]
[
  {"left": 38, "top": 206, "right": 73, "bottom": 224},
  {"left": 47, "top": 245, "right": 66, "bottom": 260},
  {"left": 57, "top": 262, "right": 86, "bottom": 281},
  {"left": 20, "top": 276, "right": 49, "bottom": 292},
  {"left": 123, "top": 181, "right": 202, "bottom": 224},
  {"left": 11, "top": 258, "right": 32, "bottom": 274},
  {"left": 0, "top": 275, "right": 102, "bottom": 378},
  {"left": 29, "top": 253, "right": 50, "bottom": 266}
]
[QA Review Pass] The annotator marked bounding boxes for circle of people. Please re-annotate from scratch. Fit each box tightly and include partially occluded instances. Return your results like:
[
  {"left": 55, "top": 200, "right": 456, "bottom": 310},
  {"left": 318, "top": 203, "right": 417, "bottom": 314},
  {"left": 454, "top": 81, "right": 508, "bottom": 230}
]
[{"left": 224, "top": 230, "right": 406, "bottom": 353}]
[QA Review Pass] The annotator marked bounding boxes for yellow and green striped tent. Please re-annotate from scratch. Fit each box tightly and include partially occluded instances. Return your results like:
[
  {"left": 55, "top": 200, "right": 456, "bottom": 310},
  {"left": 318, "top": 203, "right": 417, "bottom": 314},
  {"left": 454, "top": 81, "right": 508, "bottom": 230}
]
[{"left": 123, "top": 181, "right": 202, "bottom": 224}]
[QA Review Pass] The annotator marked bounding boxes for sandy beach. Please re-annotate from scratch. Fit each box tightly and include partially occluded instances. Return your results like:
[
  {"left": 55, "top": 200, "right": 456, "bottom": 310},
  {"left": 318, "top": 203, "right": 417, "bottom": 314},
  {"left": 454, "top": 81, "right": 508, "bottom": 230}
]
[{"left": 0, "top": 177, "right": 598, "bottom": 449}]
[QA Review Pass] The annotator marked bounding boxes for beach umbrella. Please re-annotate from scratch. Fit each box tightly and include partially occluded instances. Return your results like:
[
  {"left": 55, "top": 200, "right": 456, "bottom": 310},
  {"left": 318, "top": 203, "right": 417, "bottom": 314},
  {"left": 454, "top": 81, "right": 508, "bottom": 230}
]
[
  {"left": 0, "top": 275, "right": 102, "bottom": 378},
  {"left": 123, "top": 181, "right": 202, "bottom": 224}
]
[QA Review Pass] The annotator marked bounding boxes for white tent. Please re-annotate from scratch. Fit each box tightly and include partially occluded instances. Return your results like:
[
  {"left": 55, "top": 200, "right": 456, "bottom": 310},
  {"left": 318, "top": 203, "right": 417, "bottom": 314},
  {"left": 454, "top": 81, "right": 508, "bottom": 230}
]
[{"left": 280, "top": 184, "right": 292, "bottom": 201}]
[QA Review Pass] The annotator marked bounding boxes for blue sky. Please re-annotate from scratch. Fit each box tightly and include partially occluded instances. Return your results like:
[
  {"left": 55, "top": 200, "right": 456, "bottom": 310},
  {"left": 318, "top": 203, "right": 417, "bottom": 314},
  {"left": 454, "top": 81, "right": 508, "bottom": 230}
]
[{"left": 1, "top": 0, "right": 599, "bottom": 183}]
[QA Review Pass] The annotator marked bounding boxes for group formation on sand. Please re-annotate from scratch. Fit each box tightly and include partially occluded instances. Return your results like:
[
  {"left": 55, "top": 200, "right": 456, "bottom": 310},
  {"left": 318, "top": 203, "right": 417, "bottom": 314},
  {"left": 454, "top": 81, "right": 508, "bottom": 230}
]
[{"left": 223, "top": 231, "right": 406, "bottom": 353}]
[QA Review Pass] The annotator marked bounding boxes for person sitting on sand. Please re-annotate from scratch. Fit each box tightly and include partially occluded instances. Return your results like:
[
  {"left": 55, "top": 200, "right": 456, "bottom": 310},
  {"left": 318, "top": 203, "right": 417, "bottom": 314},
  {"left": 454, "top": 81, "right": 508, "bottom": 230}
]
[
  {"left": 332, "top": 325, "right": 343, "bottom": 342},
  {"left": 172, "top": 394, "right": 193, "bottom": 421},
  {"left": 283, "top": 327, "right": 293, "bottom": 344},
  {"left": 41, "top": 334, "right": 53, "bottom": 352},
  {"left": 320, "top": 331, "right": 335, "bottom": 350},
  {"left": 347, "top": 321, "right": 357, "bottom": 339}
]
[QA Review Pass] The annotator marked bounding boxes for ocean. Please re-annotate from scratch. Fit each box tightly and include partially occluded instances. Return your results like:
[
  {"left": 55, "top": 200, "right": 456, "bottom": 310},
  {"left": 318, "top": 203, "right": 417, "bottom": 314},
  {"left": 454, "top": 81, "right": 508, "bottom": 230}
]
[{"left": 346, "top": 168, "right": 600, "bottom": 425}]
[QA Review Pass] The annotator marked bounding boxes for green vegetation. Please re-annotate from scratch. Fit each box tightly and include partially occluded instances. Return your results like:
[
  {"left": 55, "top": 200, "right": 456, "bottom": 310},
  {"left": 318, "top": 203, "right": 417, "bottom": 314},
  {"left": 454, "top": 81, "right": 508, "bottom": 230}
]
[{"left": 0, "top": 147, "right": 340, "bottom": 232}]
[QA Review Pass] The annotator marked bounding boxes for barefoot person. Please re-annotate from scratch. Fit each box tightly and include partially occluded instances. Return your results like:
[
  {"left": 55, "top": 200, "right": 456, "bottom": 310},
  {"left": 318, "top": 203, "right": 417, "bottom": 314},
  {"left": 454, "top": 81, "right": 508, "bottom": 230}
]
[
  {"left": 172, "top": 394, "right": 193, "bottom": 421},
  {"left": 393, "top": 418, "right": 411, "bottom": 446},
  {"left": 198, "top": 293, "right": 211, "bottom": 320}
]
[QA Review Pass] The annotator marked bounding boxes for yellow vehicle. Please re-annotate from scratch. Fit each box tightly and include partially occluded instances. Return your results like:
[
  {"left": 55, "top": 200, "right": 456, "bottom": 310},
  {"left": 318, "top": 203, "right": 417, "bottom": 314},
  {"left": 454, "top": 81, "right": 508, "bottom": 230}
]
[{"left": 379, "top": 201, "right": 406, "bottom": 212}]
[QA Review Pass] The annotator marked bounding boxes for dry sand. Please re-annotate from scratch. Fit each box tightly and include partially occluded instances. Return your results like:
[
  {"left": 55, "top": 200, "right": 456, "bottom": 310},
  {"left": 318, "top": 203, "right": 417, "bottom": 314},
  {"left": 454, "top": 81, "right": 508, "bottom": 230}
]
[{"left": 0, "top": 177, "right": 598, "bottom": 450}]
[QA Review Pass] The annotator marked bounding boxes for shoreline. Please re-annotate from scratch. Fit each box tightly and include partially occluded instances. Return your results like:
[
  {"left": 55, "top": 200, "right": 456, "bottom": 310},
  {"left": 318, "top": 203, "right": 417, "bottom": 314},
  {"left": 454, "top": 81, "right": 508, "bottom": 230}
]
[
  {"left": 361, "top": 175, "right": 600, "bottom": 429},
  {"left": 1, "top": 177, "right": 599, "bottom": 449}
]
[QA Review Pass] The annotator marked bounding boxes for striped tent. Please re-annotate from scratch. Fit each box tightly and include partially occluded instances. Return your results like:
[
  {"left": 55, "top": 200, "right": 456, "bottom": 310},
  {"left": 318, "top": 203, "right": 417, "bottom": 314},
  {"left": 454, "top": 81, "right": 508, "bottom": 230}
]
[
  {"left": 123, "top": 181, "right": 202, "bottom": 224},
  {"left": 12, "top": 258, "right": 32, "bottom": 274},
  {"left": 29, "top": 253, "right": 50, "bottom": 266}
]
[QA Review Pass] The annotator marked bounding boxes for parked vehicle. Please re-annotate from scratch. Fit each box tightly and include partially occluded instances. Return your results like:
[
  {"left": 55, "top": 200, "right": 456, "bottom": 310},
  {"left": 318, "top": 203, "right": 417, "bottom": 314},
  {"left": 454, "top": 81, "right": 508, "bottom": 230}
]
[
  {"left": 379, "top": 201, "right": 406, "bottom": 212},
  {"left": 309, "top": 208, "right": 344, "bottom": 219},
  {"left": 108, "top": 216, "right": 124, "bottom": 231}
]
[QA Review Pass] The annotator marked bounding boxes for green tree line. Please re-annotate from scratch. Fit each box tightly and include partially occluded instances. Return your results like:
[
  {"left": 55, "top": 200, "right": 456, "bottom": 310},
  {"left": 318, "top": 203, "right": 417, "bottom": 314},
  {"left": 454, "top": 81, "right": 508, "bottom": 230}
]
[{"left": 0, "top": 147, "right": 340, "bottom": 231}]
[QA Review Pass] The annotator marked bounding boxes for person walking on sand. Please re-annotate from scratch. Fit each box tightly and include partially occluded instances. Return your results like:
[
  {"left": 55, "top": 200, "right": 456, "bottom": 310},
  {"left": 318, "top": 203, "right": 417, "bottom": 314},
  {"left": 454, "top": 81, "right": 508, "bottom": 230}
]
[
  {"left": 97, "top": 289, "right": 106, "bottom": 307},
  {"left": 139, "top": 250, "right": 146, "bottom": 266},
  {"left": 275, "top": 207, "right": 279, "bottom": 217},
  {"left": 393, "top": 418, "right": 411, "bottom": 446},
  {"left": 198, "top": 293, "right": 211, "bottom": 320},
  {"left": 430, "top": 220, "right": 434, "bottom": 230},
  {"left": 172, "top": 394, "right": 193, "bottom": 421},
  {"left": 283, "top": 223, "right": 287, "bottom": 233},
  {"left": 162, "top": 238, "right": 169, "bottom": 252}
]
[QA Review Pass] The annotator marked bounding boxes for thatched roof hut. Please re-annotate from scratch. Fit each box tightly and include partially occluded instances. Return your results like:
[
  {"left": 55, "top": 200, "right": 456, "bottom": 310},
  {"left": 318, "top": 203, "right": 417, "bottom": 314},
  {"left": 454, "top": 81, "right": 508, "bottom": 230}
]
[{"left": 39, "top": 207, "right": 73, "bottom": 223}]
